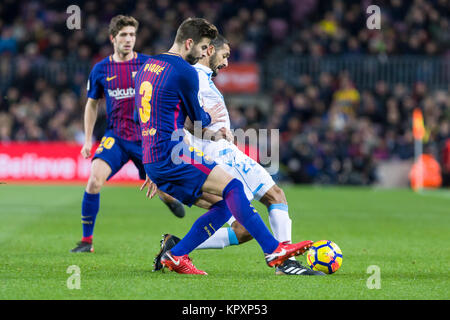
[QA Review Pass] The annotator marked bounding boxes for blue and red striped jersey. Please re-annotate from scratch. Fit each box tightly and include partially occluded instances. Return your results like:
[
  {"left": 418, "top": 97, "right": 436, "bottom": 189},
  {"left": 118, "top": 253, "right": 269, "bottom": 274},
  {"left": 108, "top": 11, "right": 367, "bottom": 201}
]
[
  {"left": 134, "top": 52, "right": 211, "bottom": 164},
  {"left": 87, "top": 52, "right": 150, "bottom": 142}
]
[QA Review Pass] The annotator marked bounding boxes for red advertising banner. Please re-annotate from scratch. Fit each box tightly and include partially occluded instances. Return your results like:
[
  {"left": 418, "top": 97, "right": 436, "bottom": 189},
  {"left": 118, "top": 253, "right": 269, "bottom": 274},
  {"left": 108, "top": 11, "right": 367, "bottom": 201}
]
[
  {"left": 0, "top": 142, "right": 258, "bottom": 184},
  {"left": 213, "top": 63, "right": 259, "bottom": 93},
  {"left": 0, "top": 142, "right": 140, "bottom": 183}
]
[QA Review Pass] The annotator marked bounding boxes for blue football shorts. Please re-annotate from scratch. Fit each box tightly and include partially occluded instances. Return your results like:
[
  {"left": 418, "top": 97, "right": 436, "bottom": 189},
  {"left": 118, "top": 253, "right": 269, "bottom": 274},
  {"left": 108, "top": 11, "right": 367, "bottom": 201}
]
[
  {"left": 144, "top": 141, "right": 217, "bottom": 207},
  {"left": 93, "top": 130, "right": 146, "bottom": 180}
]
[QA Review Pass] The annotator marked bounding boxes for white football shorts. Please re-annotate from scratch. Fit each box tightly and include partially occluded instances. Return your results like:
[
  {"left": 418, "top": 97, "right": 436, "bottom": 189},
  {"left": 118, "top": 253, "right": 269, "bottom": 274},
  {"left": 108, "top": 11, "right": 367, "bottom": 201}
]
[{"left": 191, "top": 138, "right": 276, "bottom": 226}]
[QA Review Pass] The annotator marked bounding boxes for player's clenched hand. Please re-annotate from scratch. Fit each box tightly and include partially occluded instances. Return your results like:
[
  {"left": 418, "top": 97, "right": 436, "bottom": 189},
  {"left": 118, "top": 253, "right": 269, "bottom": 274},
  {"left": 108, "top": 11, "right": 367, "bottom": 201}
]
[
  {"left": 222, "top": 127, "right": 234, "bottom": 142},
  {"left": 80, "top": 141, "right": 93, "bottom": 159},
  {"left": 214, "top": 127, "right": 234, "bottom": 142},
  {"left": 205, "top": 102, "right": 226, "bottom": 125},
  {"left": 140, "top": 175, "right": 158, "bottom": 199}
]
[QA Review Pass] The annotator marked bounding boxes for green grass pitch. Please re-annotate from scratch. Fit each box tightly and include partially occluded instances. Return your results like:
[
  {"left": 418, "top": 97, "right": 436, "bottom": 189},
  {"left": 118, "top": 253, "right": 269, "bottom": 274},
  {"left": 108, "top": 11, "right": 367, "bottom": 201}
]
[{"left": 0, "top": 184, "right": 449, "bottom": 300}]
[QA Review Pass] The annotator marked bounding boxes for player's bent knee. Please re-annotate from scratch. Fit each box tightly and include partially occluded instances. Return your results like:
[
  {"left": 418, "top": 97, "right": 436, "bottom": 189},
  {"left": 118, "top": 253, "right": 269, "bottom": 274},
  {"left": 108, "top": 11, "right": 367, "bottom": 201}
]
[
  {"left": 231, "top": 221, "right": 253, "bottom": 244},
  {"left": 194, "top": 198, "right": 212, "bottom": 210},
  {"left": 86, "top": 160, "right": 111, "bottom": 194},
  {"left": 261, "top": 184, "right": 287, "bottom": 207},
  {"left": 86, "top": 174, "right": 105, "bottom": 194},
  {"left": 202, "top": 166, "right": 234, "bottom": 197}
]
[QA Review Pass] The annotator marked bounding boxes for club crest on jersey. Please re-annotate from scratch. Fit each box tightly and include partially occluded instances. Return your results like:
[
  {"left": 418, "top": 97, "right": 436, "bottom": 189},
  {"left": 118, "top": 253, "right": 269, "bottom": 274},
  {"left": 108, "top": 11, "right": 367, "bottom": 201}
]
[
  {"left": 107, "top": 87, "right": 135, "bottom": 100},
  {"left": 142, "top": 128, "right": 157, "bottom": 136}
]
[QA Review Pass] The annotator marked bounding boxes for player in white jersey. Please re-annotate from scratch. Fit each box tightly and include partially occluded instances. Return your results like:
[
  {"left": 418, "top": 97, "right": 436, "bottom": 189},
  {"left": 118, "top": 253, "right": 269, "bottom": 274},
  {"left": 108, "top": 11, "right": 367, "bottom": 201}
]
[{"left": 149, "top": 35, "right": 324, "bottom": 275}]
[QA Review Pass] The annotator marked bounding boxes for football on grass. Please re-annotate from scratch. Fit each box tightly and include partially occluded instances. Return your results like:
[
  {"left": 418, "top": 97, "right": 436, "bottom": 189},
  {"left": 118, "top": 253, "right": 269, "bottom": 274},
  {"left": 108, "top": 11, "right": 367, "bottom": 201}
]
[{"left": 306, "top": 240, "right": 343, "bottom": 274}]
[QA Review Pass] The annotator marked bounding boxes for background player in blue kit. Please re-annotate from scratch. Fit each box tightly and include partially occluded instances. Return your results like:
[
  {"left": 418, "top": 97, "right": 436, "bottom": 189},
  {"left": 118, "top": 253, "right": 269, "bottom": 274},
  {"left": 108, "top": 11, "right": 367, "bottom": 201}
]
[
  {"left": 70, "top": 15, "right": 184, "bottom": 253},
  {"left": 135, "top": 18, "right": 314, "bottom": 274}
]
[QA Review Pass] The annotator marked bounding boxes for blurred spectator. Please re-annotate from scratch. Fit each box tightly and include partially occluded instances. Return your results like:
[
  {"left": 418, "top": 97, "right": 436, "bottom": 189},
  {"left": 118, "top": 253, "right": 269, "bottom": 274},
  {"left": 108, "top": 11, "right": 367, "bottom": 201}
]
[
  {"left": 263, "top": 70, "right": 449, "bottom": 185},
  {"left": 333, "top": 74, "right": 360, "bottom": 115}
]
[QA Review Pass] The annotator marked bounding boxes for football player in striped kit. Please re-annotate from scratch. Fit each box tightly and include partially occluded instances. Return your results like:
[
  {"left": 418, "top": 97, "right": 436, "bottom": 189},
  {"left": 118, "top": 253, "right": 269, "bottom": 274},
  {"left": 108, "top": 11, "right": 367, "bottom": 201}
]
[
  {"left": 136, "top": 18, "right": 314, "bottom": 275},
  {"left": 70, "top": 15, "right": 184, "bottom": 253},
  {"left": 151, "top": 34, "right": 324, "bottom": 275}
]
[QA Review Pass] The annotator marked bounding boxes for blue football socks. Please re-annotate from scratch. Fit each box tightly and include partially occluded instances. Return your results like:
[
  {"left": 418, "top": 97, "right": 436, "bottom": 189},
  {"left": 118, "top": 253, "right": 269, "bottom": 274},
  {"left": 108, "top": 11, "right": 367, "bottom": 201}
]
[
  {"left": 222, "top": 179, "right": 279, "bottom": 254},
  {"left": 171, "top": 179, "right": 279, "bottom": 257},
  {"left": 81, "top": 191, "right": 100, "bottom": 242},
  {"left": 171, "top": 200, "right": 232, "bottom": 256}
]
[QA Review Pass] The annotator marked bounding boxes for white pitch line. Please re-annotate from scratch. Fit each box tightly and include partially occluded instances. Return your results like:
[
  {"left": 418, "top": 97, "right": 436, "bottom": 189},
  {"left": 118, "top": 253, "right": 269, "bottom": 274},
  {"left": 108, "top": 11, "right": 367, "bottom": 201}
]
[{"left": 417, "top": 189, "right": 450, "bottom": 200}]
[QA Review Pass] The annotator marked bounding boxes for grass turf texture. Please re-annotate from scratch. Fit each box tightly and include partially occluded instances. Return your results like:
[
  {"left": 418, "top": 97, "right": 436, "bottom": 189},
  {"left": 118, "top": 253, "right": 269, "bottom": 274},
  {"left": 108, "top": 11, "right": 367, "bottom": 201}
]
[{"left": 0, "top": 184, "right": 449, "bottom": 300}]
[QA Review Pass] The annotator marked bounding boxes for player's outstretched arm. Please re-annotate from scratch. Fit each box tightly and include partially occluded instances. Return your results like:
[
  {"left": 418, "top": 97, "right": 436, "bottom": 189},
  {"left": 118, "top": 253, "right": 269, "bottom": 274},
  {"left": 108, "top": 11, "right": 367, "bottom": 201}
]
[{"left": 81, "top": 98, "right": 100, "bottom": 159}]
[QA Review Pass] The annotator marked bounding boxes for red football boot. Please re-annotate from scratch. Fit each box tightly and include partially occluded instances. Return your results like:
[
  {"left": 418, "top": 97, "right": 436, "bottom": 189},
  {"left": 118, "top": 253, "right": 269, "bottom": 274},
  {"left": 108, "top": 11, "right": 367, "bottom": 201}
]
[
  {"left": 265, "top": 240, "right": 314, "bottom": 267},
  {"left": 161, "top": 251, "right": 208, "bottom": 275}
]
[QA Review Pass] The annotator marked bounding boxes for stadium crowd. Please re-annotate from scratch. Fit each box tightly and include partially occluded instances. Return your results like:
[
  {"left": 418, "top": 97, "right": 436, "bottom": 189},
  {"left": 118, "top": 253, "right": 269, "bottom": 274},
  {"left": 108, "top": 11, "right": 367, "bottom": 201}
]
[
  {"left": 0, "top": 0, "right": 449, "bottom": 185},
  {"left": 230, "top": 74, "right": 449, "bottom": 185}
]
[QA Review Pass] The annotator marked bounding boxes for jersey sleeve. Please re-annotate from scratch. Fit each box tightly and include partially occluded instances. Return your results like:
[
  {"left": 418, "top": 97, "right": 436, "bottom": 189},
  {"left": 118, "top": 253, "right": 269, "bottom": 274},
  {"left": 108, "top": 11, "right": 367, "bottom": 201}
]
[
  {"left": 86, "top": 64, "right": 103, "bottom": 100},
  {"left": 178, "top": 67, "right": 211, "bottom": 128}
]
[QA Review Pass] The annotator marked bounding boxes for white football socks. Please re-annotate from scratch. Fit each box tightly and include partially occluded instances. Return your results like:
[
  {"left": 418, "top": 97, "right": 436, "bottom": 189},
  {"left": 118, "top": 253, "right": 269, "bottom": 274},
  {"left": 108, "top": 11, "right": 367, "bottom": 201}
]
[
  {"left": 195, "top": 227, "right": 239, "bottom": 249},
  {"left": 268, "top": 203, "right": 292, "bottom": 243},
  {"left": 195, "top": 204, "right": 293, "bottom": 254},
  {"left": 268, "top": 203, "right": 295, "bottom": 261}
]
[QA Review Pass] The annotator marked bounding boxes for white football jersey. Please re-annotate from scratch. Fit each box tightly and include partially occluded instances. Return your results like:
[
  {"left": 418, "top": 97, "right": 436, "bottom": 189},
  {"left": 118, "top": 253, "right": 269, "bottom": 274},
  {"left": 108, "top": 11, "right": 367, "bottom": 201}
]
[
  {"left": 195, "top": 63, "right": 231, "bottom": 132},
  {"left": 184, "top": 63, "right": 231, "bottom": 149},
  {"left": 184, "top": 63, "right": 275, "bottom": 208}
]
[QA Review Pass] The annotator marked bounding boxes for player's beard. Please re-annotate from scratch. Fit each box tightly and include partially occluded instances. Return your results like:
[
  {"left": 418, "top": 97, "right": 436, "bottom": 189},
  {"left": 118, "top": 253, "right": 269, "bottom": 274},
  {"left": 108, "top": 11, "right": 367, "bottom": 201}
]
[
  {"left": 210, "top": 53, "right": 221, "bottom": 77},
  {"left": 186, "top": 52, "right": 200, "bottom": 65},
  {"left": 186, "top": 45, "right": 205, "bottom": 65}
]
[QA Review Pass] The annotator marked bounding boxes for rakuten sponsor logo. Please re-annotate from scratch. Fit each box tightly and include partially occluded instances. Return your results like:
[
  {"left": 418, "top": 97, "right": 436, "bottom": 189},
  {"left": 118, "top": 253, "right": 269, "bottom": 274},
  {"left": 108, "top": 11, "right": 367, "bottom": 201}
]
[{"left": 107, "top": 87, "right": 135, "bottom": 100}]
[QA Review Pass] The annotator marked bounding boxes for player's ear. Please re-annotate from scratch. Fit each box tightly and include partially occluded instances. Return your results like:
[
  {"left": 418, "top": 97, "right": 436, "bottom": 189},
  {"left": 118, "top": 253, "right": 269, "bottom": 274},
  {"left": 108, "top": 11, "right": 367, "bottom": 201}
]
[
  {"left": 207, "top": 45, "right": 215, "bottom": 56},
  {"left": 109, "top": 34, "right": 115, "bottom": 44},
  {"left": 185, "top": 39, "right": 194, "bottom": 51}
]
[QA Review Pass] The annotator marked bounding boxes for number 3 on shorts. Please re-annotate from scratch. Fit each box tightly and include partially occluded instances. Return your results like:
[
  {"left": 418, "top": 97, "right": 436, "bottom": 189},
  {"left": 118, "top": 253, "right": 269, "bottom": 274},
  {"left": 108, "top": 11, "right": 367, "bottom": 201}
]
[{"left": 139, "top": 81, "right": 153, "bottom": 123}]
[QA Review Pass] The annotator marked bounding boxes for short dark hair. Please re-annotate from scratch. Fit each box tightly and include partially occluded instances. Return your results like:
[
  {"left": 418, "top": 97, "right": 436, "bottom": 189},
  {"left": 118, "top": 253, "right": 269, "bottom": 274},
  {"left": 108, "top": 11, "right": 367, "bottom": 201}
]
[
  {"left": 109, "top": 15, "right": 139, "bottom": 37},
  {"left": 175, "top": 18, "right": 218, "bottom": 44},
  {"left": 210, "top": 34, "right": 230, "bottom": 49}
]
